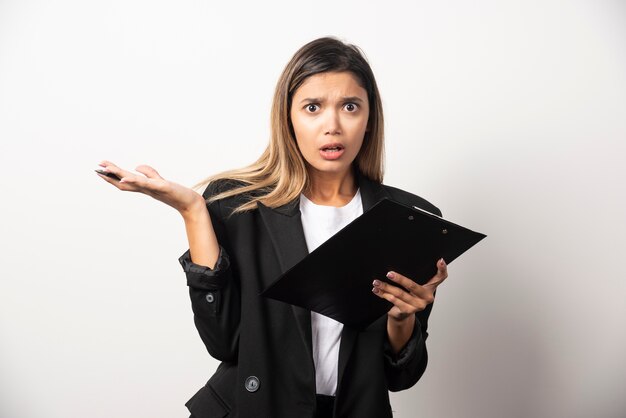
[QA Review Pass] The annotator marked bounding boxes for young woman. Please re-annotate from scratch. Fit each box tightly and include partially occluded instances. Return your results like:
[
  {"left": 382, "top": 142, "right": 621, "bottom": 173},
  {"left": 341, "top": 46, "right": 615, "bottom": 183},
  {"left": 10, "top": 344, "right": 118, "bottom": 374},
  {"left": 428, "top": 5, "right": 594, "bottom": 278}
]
[{"left": 97, "top": 37, "right": 448, "bottom": 418}]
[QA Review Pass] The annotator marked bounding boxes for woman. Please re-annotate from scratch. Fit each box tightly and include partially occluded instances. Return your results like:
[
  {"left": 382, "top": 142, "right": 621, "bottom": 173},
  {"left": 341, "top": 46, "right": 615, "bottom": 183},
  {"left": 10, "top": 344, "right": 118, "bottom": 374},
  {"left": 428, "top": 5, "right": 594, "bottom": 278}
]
[{"left": 97, "top": 37, "right": 447, "bottom": 418}]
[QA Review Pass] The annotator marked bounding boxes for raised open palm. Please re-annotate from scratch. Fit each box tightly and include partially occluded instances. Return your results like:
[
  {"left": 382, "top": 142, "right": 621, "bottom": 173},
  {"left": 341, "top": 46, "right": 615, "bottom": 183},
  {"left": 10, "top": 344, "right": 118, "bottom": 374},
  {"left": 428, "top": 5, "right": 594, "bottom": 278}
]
[{"left": 95, "top": 160, "right": 205, "bottom": 214}]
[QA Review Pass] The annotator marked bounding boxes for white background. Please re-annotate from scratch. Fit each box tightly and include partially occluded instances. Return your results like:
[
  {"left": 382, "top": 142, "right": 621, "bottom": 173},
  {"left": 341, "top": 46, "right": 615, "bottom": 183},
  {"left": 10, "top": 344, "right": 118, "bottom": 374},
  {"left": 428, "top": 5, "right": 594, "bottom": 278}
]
[{"left": 1, "top": 1, "right": 625, "bottom": 417}]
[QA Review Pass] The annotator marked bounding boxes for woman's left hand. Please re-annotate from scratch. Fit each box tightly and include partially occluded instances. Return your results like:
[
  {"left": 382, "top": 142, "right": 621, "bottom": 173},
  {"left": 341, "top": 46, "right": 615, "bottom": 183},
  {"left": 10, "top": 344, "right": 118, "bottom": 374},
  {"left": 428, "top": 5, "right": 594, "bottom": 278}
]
[
  {"left": 372, "top": 258, "right": 448, "bottom": 353},
  {"left": 372, "top": 258, "right": 448, "bottom": 321}
]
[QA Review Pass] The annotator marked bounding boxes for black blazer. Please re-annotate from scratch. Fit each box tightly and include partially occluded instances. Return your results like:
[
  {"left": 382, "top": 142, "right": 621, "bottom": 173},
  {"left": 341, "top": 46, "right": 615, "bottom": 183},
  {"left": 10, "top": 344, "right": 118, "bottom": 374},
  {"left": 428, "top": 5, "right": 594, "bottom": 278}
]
[{"left": 179, "top": 174, "right": 441, "bottom": 418}]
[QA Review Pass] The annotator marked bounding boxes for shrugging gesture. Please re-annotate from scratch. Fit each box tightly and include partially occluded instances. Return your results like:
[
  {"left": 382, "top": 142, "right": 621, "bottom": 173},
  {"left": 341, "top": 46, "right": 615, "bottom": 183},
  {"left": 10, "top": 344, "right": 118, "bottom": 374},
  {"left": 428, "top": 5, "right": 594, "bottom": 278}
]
[
  {"left": 95, "top": 160, "right": 205, "bottom": 215},
  {"left": 96, "top": 160, "right": 220, "bottom": 269}
]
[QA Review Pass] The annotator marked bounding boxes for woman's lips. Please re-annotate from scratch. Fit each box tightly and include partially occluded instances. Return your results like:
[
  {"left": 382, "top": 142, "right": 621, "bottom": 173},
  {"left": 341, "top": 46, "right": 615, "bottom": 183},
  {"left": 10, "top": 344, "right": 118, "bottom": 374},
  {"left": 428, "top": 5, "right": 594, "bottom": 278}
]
[{"left": 319, "top": 143, "right": 345, "bottom": 160}]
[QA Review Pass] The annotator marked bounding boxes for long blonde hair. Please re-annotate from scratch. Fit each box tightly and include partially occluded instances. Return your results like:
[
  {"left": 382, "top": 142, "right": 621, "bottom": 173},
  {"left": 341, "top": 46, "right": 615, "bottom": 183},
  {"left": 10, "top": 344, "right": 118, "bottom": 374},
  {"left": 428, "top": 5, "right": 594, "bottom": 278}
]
[{"left": 193, "top": 37, "right": 385, "bottom": 212}]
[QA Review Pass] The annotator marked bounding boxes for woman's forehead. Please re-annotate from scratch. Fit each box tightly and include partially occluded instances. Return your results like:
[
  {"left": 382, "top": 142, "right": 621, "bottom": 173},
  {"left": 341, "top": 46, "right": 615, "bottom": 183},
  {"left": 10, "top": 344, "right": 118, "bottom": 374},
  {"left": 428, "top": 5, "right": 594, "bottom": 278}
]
[{"left": 294, "top": 71, "right": 367, "bottom": 99}]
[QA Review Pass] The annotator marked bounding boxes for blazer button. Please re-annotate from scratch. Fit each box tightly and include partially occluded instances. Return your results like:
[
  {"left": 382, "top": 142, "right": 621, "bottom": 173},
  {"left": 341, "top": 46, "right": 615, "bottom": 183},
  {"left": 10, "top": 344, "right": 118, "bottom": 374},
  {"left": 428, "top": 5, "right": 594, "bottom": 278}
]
[
  {"left": 206, "top": 292, "right": 215, "bottom": 303},
  {"left": 244, "top": 376, "right": 260, "bottom": 392}
]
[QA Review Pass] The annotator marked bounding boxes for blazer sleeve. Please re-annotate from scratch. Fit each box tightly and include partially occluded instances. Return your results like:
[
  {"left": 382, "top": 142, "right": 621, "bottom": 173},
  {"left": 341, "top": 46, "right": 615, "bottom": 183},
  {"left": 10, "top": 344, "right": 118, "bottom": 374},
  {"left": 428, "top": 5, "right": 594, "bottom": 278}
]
[
  {"left": 178, "top": 181, "right": 240, "bottom": 362},
  {"left": 383, "top": 303, "right": 433, "bottom": 391}
]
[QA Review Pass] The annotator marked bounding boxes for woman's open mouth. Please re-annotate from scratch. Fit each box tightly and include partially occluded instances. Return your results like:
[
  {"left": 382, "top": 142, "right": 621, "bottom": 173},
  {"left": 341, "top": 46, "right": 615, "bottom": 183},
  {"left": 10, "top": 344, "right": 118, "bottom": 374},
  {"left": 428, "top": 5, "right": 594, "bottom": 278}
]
[{"left": 319, "top": 143, "right": 345, "bottom": 160}]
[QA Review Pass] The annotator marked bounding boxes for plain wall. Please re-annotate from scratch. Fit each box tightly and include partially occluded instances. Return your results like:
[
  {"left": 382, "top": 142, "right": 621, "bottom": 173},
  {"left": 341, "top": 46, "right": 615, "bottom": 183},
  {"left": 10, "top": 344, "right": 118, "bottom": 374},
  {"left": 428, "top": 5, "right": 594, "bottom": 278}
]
[{"left": 1, "top": 1, "right": 625, "bottom": 417}]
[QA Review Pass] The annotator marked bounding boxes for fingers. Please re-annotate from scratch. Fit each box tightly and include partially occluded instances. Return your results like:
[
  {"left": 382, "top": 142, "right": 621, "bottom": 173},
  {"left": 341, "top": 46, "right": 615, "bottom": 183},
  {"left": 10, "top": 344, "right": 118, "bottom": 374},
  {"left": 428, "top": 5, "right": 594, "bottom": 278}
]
[
  {"left": 372, "top": 278, "right": 434, "bottom": 312},
  {"left": 372, "top": 259, "right": 448, "bottom": 314},
  {"left": 96, "top": 161, "right": 161, "bottom": 188},
  {"left": 95, "top": 171, "right": 120, "bottom": 185},
  {"left": 385, "top": 270, "right": 432, "bottom": 299},
  {"left": 385, "top": 271, "right": 419, "bottom": 294},
  {"left": 97, "top": 161, "right": 128, "bottom": 182},
  {"left": 96, "top": 160, "right": 189, "bottom": 210},
  {"left": 372, "top": 280, "right": 431, "bottom": 314},
  {"left": 374, "top": 288, "right": 416, "bottom": 318},
  {"left": 96, "top": 161, "right": 147, "bottom": 194}
]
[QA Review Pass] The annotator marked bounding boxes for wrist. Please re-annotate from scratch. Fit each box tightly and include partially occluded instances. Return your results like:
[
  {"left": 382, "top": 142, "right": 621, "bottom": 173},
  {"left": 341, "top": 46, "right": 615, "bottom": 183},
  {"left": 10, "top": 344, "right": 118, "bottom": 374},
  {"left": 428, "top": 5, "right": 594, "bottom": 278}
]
[
  {"left": 180, "top": 196, "right": 208, "bottom": 222},
  {"left": 388, "top": 312, "right": 415, "bottom": 326},
  {"left": 387, "top": 314, "right": 415, "bottom": 354}
]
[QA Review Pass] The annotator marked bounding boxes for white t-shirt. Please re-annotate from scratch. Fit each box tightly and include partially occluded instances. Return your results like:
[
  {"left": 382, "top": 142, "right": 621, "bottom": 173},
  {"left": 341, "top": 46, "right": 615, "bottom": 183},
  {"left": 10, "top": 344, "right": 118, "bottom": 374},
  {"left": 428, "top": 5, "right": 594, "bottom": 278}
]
[{"left": 299, "top": 189, "right": 363, "bottom": 396}]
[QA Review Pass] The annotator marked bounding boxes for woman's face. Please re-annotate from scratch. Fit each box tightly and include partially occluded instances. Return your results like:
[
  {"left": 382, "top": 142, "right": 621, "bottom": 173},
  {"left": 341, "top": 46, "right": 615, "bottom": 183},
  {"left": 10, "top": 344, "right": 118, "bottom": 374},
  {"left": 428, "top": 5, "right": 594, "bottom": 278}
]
[{"left": 290, "top": 71, "right": 369, "bottom": 179}]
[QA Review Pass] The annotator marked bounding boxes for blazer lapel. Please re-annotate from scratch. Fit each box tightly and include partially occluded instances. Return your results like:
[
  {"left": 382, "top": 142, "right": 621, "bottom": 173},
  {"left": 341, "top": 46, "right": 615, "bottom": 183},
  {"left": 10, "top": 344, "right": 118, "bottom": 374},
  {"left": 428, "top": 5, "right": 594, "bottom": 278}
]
[
  {"left": 358, "top": 174, "right": 392, "bottom": 212},
  {"left": 337, "top": 175, "right": 391, "bottom": 390},
  {"left": 257, "top": 199, "right": 313, "bottom": 359}
]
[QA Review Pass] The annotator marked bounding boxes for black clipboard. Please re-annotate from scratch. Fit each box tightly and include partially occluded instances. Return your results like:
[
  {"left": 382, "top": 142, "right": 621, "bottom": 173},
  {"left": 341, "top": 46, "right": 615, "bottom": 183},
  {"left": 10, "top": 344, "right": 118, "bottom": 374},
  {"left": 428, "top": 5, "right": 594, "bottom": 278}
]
[{"left": 261, "top": 198, "right": 486, "bottom": 329}]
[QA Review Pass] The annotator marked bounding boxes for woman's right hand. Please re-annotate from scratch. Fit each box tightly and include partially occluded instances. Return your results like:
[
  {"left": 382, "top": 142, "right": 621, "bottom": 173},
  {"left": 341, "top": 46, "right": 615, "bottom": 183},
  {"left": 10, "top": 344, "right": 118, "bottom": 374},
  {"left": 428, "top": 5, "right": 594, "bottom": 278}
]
[{"left": 96, "top": 160, "right": 206, "bottom": 217}]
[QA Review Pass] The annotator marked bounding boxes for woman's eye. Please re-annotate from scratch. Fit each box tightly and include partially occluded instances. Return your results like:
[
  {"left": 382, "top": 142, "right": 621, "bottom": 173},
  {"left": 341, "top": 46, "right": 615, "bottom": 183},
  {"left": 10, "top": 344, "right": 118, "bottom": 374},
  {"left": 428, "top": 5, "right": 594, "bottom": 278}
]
[
  {"left": 344, "top": 103, "right": 357, "bottom": 112},
  {"left": 306, "top": 104, "right": 319, "bottom": 112}
]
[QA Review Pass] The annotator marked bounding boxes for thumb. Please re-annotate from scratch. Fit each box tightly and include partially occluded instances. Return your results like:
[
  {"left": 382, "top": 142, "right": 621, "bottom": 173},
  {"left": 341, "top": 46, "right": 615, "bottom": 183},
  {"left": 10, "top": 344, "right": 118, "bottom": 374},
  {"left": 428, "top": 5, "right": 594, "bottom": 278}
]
[
  {"left": 135, "top": 164, "right": 162, "bottom": 179},
  {"left": 424, "top": 258, "right": 448, "bottom": 288}
]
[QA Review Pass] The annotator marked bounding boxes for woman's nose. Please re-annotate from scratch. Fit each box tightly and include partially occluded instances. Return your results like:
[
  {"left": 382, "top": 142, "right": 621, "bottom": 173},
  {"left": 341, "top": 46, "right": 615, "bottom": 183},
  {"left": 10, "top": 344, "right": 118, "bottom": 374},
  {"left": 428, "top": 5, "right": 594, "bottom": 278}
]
[{"left": 323, "top": 110, "right": 341, "bottom": 135}]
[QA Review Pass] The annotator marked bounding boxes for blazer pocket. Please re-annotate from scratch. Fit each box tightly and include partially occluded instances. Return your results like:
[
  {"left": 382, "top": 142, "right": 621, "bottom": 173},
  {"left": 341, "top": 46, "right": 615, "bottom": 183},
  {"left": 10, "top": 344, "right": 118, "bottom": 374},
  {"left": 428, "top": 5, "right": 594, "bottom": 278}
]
[{"left": 186, "top": 383, "right": 230, "bottom": 418}]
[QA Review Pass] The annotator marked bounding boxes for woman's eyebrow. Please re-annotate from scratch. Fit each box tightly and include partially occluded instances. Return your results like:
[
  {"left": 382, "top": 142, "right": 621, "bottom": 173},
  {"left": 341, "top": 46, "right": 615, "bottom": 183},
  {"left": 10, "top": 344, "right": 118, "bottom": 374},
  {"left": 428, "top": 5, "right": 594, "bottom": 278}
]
[
  {"left": 298, "top": 96, "right": 365, "bottom": 104},
  {"left": 299, "top": 97, "right": 322, "bottom": 104},
  {"left": 341, "top": 96, "right": 365, "bottom": 103}
]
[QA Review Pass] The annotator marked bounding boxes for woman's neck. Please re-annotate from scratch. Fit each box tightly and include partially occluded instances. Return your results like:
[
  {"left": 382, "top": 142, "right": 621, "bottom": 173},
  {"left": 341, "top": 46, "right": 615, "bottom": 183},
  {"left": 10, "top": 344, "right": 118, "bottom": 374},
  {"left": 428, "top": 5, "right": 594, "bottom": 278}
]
[{"left": 304, "top": 168, "right": 358, "bottom": 207}]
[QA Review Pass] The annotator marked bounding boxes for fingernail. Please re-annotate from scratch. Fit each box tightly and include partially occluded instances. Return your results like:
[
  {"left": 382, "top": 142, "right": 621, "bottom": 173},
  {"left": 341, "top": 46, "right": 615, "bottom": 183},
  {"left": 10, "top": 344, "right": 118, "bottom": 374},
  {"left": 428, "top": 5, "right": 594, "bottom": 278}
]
[
  {"left": 372, "top": 287, "right": 380, "bottom": 294},
  {"left": 386, "top": 272, "right": 395, "bottom": 279},
  {"left": 372, "top": 280, "right": 381, "bottom": 287},
  {"left": 439, "top": 258, "right": 446, "bottom": 266}
]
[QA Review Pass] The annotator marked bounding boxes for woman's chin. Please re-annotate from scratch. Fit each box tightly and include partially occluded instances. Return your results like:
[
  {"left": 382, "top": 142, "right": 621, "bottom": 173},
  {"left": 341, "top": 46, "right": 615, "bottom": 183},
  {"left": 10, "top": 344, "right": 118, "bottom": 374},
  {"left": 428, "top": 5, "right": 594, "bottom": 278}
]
[{"left": 306, "top": 161, "right": 354, "bottom": 177}]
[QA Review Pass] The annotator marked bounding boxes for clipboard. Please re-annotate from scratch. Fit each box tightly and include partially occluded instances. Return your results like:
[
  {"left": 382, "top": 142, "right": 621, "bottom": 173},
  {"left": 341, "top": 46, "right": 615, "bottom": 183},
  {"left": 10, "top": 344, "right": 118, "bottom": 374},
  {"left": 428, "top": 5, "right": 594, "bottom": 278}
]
[{"left": 261, "top": 198, "right": 486, "bottom": 329}]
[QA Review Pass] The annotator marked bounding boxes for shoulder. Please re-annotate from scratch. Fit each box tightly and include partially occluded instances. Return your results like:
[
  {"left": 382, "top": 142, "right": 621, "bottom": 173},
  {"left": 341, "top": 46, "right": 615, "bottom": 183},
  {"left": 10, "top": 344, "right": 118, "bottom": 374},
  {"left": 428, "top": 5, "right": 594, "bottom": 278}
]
[
  {"left": 202, "top": 178, "right": 247, "bottom": 200},
  {"left": 381, "top": 184, "right": 442, "bottom": 217},
  {"left": 202, "top": 179, "right": 265, "bottom": 218}
]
